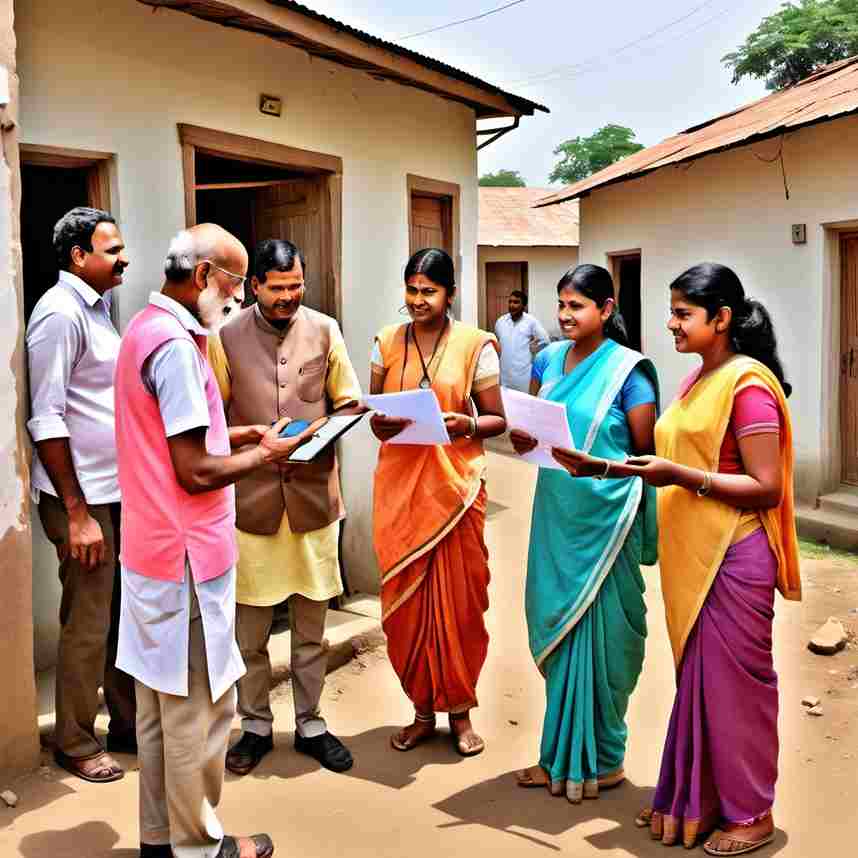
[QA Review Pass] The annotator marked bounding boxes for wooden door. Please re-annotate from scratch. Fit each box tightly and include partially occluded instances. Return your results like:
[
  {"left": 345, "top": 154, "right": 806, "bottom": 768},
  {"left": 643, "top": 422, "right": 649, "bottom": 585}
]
[
  {"left": 255, "top": 178, "right": 324, "bottom": 312},
  {"left": 485, "top": 261, "right": 526, "bottom": 332},
  {"left": 841, "top": 234, "right": 858, "bottom": 484},
  {"left": 410, "top": 193, "right": 452, "bottom": 255}
]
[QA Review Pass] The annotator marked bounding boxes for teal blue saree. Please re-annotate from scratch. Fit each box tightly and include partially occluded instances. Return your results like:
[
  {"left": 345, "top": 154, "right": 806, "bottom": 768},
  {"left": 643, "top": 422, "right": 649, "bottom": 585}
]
[{"left": 526, "top": 339, "right": 658, "bottom": 795}]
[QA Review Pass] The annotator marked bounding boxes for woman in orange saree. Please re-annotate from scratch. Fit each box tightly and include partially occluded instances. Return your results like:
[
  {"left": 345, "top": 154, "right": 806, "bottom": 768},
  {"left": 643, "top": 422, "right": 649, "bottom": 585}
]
[{"left": 369, "top": 248, "right": 506, "bottom": 756}]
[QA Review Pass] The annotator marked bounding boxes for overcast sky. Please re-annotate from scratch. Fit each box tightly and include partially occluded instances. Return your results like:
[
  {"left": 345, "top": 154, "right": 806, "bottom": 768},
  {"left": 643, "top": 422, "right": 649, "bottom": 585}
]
[{"left": 308, "top": 0, "right": 788, "bottom": 187}]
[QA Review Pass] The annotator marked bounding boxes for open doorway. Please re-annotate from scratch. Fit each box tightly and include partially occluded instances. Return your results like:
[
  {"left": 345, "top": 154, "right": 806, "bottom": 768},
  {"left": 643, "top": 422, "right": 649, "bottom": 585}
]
[
  {"left": 20, "top": 145, "right": 114, "bottom": 323},
  {"left": 610, "top": 251, "right": 642, "bottom": 353},
  {"left": 180, "top": 125, "right": 343, "bottom": 320}
]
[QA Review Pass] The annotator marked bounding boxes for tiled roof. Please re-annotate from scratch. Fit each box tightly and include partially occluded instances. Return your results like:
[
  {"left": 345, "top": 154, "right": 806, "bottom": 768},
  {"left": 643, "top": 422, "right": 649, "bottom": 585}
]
[
  {"left": 538, "top": 55, "right": 858, "bottom": 206},
  {"left": 479, "top": 187, "right": 578, "bottom": 247}
]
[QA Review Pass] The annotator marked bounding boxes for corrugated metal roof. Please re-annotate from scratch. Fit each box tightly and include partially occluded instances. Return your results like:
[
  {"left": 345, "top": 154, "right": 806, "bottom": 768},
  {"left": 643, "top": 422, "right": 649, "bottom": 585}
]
[
  {"left": 138, "top": 0, "right": 547, "bottom": 118},
  {"left": 537, "top": 55, "right": 858, "bottom": 207},
  {"left": 479, "top": 187, "right": 578, "bottom": 247}
]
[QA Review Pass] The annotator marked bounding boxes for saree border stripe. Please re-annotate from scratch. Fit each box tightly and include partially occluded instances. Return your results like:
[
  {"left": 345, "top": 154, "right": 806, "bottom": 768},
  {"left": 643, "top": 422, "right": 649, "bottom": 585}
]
[
  {"left": 535, "top": 477, "right": 643, "bottom": 671},
  {"left": 582, "top": 351, "right": 644, "bottom": 453}
]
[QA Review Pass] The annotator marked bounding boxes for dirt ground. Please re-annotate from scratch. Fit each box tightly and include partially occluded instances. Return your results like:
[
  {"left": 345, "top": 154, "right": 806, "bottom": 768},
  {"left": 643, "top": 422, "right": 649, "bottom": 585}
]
[{"left": 2, "top": 450, "right": 856, "bottom": 857}]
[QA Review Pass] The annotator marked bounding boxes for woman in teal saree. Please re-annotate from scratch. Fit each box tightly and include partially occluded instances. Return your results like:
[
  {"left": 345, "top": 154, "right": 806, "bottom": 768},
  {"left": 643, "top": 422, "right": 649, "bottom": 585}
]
[{"left": 511, "top": 264, "right": 659, "bottom": 803}]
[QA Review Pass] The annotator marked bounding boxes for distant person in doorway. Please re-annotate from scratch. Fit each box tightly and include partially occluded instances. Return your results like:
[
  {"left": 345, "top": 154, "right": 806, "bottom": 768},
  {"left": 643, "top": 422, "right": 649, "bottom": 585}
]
[
  {"left": 208, "top": 239, "right": 363, "bottom": 777},
  {"left": 370, "top": 248, "right": 506, "bottom": 757},
  {"left": 115, "top": 224, "right": 315, "bottom": 858},
  {"left": 27, "top": 206, "right": 136, "bottom": 784},
  {"left": 494, "top": 289, "right": 549, "bottom": 391}
]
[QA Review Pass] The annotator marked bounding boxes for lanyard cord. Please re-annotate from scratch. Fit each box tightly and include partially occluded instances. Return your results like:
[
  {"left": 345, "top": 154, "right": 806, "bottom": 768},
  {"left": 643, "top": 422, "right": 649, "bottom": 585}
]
[{"left": 400, "top": 317, "right": 449, "bottom": 391}]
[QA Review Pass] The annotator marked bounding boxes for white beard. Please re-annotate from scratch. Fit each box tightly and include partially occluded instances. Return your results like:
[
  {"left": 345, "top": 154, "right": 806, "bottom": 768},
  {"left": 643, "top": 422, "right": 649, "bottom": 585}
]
[{"left": 198, "top": 283, "right": 234, "bottom": 333}]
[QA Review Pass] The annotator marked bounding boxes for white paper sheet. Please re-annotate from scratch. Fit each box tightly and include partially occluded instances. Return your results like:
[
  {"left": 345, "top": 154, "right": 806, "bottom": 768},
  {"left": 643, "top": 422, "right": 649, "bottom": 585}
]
[
  {"left": 501, "top": 387, "right": 575, "bottom": 470},
  {"left": 365, "top": 389, "right": 451, "bottom": 445}
]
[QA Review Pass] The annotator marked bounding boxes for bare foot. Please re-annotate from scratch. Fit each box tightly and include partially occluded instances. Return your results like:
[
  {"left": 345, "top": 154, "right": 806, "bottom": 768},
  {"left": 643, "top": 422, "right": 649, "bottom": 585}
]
[
  {"left": 390, "top": 718, "right": 436, "bottom": 751},
  {"left": 449, "top": 713, "right": 485, "bottom": 756},
  {"left": 515, "top": 765, "right": 550, "bottom": 788},
  {"left": 704, "top": 816, "right": 775, "bottom": 855}
]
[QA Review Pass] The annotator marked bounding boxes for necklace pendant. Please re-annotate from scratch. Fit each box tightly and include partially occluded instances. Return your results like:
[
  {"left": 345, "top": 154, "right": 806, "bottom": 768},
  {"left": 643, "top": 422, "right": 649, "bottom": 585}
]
[{"left": 419, "top": 377, "right": 431, "bottom": 390}]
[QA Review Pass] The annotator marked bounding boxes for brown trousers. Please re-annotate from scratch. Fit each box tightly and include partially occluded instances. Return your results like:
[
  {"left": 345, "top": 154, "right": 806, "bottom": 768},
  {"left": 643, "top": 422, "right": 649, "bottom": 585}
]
[
  {"left": 135, "top": 585, "right": 233, "bottom": 855},
  {"left": 39, "top": 493, "right": 136, "bottom": 758}
]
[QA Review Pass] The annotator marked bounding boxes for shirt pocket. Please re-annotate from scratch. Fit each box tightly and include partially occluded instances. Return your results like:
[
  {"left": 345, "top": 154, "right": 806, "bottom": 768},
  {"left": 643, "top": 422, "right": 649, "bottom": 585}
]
[{"left": 297, "top": 354, "right": 327, "bottom": 402}]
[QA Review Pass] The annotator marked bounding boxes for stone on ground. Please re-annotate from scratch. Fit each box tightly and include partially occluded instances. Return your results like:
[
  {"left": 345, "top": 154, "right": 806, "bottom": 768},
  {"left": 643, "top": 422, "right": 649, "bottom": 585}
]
[
  {"left": 0, "top": 790, "right": 18, "bottom": 808},
  {"left": 808, "top": 617, "right": 847, "bottom": 655},
  {"left": 801, "top": 695, "right": 821, "bottom": 708}
]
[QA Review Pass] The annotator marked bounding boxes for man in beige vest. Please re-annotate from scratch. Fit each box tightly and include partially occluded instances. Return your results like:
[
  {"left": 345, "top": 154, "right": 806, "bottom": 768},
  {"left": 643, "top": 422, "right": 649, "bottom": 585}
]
[{"left": 209, "top": 239, "right": 362, "bottom": 775}]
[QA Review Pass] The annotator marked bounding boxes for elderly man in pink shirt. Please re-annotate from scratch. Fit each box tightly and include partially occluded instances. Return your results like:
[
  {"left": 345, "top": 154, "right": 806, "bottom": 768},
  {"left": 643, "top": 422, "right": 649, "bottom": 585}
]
[{"left": 115, "top": 223, "right": 315, "bottom": 858}]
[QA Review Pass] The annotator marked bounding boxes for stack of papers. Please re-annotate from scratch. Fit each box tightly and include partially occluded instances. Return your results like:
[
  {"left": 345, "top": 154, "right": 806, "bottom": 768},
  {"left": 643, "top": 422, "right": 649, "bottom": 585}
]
[
  {"left": 364, "top": 389, "right": 451, "bottom": 445},
  {"left": 501, "top": 387, "right": 575, "bottom": 470}
]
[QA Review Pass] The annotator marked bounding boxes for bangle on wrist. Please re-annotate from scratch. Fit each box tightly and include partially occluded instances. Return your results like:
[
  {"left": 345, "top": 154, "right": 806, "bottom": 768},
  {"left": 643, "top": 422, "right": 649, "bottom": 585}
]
[
  {"left": 465, "top": 416, "right": 478, "bottom": 438},
  {"left": 696, "top": 470, "right": 712, "bottom": 497},
  {"left": 594, "top": 459, "right": 612, "bottom": 480}
]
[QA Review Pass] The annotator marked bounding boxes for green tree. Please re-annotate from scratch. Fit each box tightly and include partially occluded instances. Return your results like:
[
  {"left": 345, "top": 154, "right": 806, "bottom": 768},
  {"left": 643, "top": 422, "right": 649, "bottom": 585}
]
[
  {"left": 723, "top": 0, "right": 858, "bottom": 90},
  {"left": 479, "top": 169, "right": 526, "bottom": 187},
  {"left": 549, "top": 124, "right": 644, "bottom": 184}
]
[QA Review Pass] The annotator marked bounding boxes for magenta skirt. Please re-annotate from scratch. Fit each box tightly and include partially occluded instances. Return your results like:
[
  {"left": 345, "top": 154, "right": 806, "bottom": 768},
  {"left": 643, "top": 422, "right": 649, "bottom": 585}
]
[{"left": 653, "top": 527, "right": 779, "bottom": 828}]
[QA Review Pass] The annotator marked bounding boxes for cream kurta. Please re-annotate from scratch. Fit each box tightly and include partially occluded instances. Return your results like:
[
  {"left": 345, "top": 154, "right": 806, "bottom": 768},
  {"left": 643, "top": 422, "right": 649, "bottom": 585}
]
[{"left": 209, "top": 325, "right": 361, "bottom": 607}]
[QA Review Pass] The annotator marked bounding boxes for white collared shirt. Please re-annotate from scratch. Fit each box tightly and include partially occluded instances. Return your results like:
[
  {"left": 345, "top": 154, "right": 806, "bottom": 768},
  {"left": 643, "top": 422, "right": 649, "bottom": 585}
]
[
  {"left": 26, "top": 271, "right": 121, "bottom": 504},
  {"left": 117, "top": 292, "right": 245, "bottom": 701},
  {"left": 494, "top": 311, "right": 550, "bottom": 393}
]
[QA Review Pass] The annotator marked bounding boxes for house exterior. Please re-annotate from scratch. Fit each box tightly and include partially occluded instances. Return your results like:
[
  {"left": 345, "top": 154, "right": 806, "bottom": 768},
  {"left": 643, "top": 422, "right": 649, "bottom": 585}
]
[
  {"left": 1, "top": 0, "right": 544, "bottom": 775},
  {"left": 477, "top": 187, "right": 578, "bottom": 337},
  {"left": 539, "top": 57, "right": 858, "bottom": 542}
]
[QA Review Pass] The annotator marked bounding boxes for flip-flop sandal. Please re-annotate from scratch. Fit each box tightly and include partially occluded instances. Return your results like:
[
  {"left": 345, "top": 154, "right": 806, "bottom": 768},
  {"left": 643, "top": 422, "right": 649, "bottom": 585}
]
[
  {"left": 390, "top": 725, "right": 436, "bottom": 752},
  {"left": 453, "top": 732, "right": 485, "bottom": 757},
  {"left": 515, "top": 766, "right": 551, "bottom": 788},
  {"left": 703, "top": 831, "right": 775, "bottom": 856},
  {"left": 54, "top": 750, "right": 124, "bottom": 784}
]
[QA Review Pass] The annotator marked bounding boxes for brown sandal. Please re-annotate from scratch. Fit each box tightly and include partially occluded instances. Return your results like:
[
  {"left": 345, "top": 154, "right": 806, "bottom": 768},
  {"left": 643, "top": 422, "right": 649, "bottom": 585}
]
[
  {"left": 390, "top": 715, "right": 436, "bottom": 751},
  {"left": 54, "top": 750, "right": 124, "bottom": 783},
  {"left": 515, "top": 766, "right": 551, "bottom": 788},
  {"left": 703, "top": 830, "right": 774, "bottom": 855}
]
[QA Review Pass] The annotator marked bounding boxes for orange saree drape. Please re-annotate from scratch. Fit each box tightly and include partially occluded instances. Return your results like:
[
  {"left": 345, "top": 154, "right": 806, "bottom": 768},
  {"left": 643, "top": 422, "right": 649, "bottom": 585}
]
[{"left": 373, "top": 321, "right": 498, "bottom": 713}]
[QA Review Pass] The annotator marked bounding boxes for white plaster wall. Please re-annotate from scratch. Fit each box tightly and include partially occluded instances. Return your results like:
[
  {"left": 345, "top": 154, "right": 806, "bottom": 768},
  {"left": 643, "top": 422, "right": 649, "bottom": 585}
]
[
  {"left": 579, "top": 115, "right": 858, "bottom": 502},
  {"left": 478, "top": 245, "right": 578, "bottom": 336},
  {"left": 18, "top": 0, "right": 481, "bottom": 661}
]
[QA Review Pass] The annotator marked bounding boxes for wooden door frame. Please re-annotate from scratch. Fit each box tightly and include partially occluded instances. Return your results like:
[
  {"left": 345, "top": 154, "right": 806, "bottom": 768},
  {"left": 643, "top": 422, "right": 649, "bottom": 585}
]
[
  {"left": 406, "top": 173, "right": 461, "bottom": 297},
  {"left": 178, "top": 124, "right": 344, "bottom": 321},
  {"left": 839, "top": 231, "right": 858, "bottom": 485}
]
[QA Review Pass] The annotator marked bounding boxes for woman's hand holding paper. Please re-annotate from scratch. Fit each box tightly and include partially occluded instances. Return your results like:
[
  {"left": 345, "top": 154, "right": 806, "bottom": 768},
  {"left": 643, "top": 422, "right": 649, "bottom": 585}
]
[
  {"left": 510, "top": 429, "right": 538, "bottom": 456},
  {"left": 370, "top": 412, "right": 413, "bottom": 442}
]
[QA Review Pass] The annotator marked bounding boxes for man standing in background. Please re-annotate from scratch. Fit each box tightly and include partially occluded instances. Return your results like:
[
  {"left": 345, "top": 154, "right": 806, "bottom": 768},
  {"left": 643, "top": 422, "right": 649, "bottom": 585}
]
[
  {"left": 27, "top": 206, "right": 136, "bottom": 784},
  {"left": 494, "top": 290, "right": 549, "bottom": 391}
]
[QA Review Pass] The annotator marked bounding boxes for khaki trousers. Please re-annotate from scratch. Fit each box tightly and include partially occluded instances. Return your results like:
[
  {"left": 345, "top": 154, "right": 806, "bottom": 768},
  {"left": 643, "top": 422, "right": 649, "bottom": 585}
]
[
  {"left": 236, "top": 595, "right": 328, "bottom": 738},
  {"left": 136, "top": 585, "right": 234, "bottom": 858},
  {"left": 39, "top": 493, "right": 136, "bottom": 758}
]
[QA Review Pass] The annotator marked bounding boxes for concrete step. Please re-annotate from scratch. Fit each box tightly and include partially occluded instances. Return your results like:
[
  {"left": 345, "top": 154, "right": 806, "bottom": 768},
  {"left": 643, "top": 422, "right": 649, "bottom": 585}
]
[
  {"left": 35, "top": 597, "right": 384, "bottom": 736},
  {"left": 796, "top": 502, "right": 858, "bottom": 551},
  {"left": 818, "top": 489, "right": 858, "bottom": 518}
]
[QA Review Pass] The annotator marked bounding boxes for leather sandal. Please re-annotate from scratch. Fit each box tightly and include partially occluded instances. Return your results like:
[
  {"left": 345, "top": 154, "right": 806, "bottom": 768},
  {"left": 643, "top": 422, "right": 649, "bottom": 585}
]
[
  {"left": 703, "top": 830, "right": 775, "bottom": 856},
  {"left": 515, "top": 766, "right": 551, "bottom": 788},
  {"left": 390, "top": 716, "right": 436, "bottom": 751},
  {"left": 54, "top": 750, "right": 124, "bottom": 784}
]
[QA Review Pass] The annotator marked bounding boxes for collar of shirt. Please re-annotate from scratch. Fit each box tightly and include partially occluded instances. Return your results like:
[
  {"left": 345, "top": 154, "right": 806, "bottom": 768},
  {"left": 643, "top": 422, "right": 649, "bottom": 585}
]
[
  {"left": 59, "top": 270, "right": 108, "bottom": 308},
  {"left": 149, "top": 291, "right": 210, "bottom": 336}
]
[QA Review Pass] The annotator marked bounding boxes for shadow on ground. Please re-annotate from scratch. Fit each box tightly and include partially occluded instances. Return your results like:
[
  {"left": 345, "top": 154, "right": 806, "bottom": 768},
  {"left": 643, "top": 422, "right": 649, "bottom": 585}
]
[
  {"left": 434, "top": 773, "right": 790, "bottom": 856},
  {"left": 18, "top": 820, "right": 137, "bottom": 858}
]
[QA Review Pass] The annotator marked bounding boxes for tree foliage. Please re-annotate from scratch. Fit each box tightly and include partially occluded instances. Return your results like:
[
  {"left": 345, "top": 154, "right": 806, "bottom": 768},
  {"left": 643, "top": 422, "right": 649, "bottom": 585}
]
[
  {"left": 723, "top": 0, "right": 858, "bottom": 90},
  {"left": 479, "top": 169, "right": 527, "bottom": 187},
  {"left": 549, "top": 124, "right": 644, "bottom": 185}
]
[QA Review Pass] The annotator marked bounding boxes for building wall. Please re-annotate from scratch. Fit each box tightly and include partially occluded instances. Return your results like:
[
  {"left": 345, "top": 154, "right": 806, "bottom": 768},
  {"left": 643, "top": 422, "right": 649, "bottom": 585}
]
[
  {"left": 0, "top": 0, "right": 40, "bottom": 774},
  {"left": 579, "top": 114, "right": 858, "bottom": 502},
  {"left": 478, "top": 245, "right": 578, "bottom": 336},
  {"left": 17, "top": 0, "right": 481, "bottom": 668}
]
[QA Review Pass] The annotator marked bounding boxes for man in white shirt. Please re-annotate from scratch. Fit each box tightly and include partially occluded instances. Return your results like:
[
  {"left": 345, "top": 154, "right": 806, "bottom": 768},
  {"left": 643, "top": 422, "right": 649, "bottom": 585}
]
[
  {"left": 27, "top": 206, "right": 136, "bottom": 783},
  {"left": 494, "top": 290, "right": 550, "bottom": 392},
  {"left": 115, "top": 224, "right": 316, "bottom": 858}
]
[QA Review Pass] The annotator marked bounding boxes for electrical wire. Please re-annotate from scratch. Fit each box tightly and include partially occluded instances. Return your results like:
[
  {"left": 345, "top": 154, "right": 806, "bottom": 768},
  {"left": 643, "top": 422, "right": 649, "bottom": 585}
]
[
  {"left": 507, "top": 0, "right": 722, "bottom": 87},
  {"left": 397, "top": 1, "right": 528, "bottom": 41},
  {"left": 510, "top": 0, "right": 743, "bottom": 89}
]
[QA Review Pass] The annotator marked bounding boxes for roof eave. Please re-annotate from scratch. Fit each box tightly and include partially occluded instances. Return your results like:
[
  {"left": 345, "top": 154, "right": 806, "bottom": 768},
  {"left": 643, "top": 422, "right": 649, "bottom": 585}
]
[{"left": 138, "top": 0, "right": 547, "bottom": 119}]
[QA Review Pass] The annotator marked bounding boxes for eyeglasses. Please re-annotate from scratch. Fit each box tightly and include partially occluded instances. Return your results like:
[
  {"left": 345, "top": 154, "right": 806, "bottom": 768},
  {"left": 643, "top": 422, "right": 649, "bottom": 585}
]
[{"left": 200, "top": 260, "right": 247, "bottom": 289}]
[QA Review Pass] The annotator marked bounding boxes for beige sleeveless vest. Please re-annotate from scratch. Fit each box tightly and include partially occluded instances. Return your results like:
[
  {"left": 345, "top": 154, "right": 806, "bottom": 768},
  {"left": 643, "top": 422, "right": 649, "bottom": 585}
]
[{"left": 219, "top": 303, "right": 344, "bottom": 535}]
